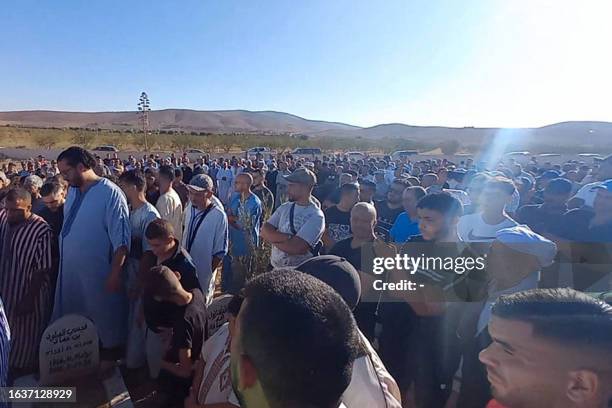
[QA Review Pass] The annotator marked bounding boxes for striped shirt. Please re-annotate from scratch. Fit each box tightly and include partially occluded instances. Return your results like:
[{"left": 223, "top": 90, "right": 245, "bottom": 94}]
[{"left": 0, "top": 210, "right": 53, "bottom": 370}]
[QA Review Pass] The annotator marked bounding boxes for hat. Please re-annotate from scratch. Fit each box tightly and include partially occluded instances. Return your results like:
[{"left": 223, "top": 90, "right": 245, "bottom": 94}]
[
  {"left": 283, "top": 168, "right": 317, "bottom": 186},
  {"left": 590, "top": 179, "right": 612, "bottom": 193},
  {"left": 496, "top": 225, "right": 557, "bottom": 268},
  {"left": 296, "top": 255, "right": 361, "bottom": 310},
  {"left": 187, "top": 174, "right": 214, "bottom": 192}
]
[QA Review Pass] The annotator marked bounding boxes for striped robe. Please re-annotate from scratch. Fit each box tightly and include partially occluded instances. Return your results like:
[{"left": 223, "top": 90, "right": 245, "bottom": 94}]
[{"left": 0, "top": 210, "right": 53, "bottom": 370}]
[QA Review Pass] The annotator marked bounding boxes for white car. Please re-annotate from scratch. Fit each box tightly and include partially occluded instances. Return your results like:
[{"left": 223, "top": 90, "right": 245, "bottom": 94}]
[
  {"left": 346, "top": 151, "right": 366, "bottom": 161},
  {"left": 292, "top": 148, "right": 322, "bottom": 157},
  {"left": 390, "top": 150, "right": 418, "bottom": 161},
  {"left": 247, "top": 147, "right": 270, "bottom": 155}
]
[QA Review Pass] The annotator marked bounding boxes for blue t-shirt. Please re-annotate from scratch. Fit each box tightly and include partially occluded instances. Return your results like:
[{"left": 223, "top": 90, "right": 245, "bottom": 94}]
[
  {"left": 389, "top": 212, "right": 420, "bottom": 243},
  {"left": 228, "top": 192, "right": 262, "bottom": 256}
]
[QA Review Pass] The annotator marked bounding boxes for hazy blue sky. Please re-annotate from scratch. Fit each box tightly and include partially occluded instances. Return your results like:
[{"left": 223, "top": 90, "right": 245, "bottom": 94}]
[{"left": 2, "top": 0, "right": 611, "bottom": 128}]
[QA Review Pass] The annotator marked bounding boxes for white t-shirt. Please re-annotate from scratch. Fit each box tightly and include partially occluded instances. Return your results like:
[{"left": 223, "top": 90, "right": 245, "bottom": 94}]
[
  {"left": 182, "top": 201, "right": 228, "bottom": 303},
  {"left": 197, "top": 323, "right": 237, "bottom": 406},
  {"left": 573, "top": 181, "right": 601, "bottom": 208},
  {"left": 458, "top": 213, "right": 518, "bottom": 242},
  {"left": 156, "top": 188, "right": 183, "bottom": 241},
  {"left": 343, "top": 331, "right": 403, "bottom": 408},
  {"left": 267, "top": 201, "right": 325, "bottom": 268}
]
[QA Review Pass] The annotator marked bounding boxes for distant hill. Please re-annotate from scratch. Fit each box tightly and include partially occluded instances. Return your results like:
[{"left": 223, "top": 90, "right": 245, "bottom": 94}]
[
  {"left": 1, "top": 109, "right": 611, "bottom": 148},
  {"left": 0, "top": 109, "right": 359, "bottom": 135}
]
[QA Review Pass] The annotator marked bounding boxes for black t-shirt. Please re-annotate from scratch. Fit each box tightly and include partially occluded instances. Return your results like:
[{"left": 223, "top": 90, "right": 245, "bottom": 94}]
[
  {"left": 402, "top": 235, "right": 488, "bottom": 303},
  {"left": 375, "top": 200, "right": 403, "bottom": 237},
  {"left": 182, "top": 165, "right": 193, "bottom": 184},
  {"left": 330, "top": 237, "right": 363, "bottom": 271},
  {"left": 517, "top": 204, "right": 567, "bottom": 235},
  {"left": 324, "top": 206, "right": 352, "bottom": 243},
  {"left": 266, "top": 170, "right": 278, "bottom": 197},
  {"left": 146, "top": 189, "right": 160, "bottom": 206},
  {"left": 169, "top": 289, "right": 207, "bottom": 363},
  {"left": 144, "top": 244, "right": 202, "bottom": 331},
  {"left": 253, "top": 185, "right": 274, "bottom": 214},
  {"left": 326, "top": 187, "right": 342, "bottom": 205},
  {"left": 38, "top": 204, "right": 64, "bottom": 237},
  {"left": 555, "top": 208, "right": 612, "bottom": 243}
]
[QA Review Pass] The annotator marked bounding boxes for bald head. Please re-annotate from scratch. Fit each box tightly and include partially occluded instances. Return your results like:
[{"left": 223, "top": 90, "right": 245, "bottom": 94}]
[
  {"left": 235, "top": 172, "right": 254, "bottom": 194},
  {"left": 352, "top": 202, "right": 376, "bottom": 219},
  {"left": 351, "top": 202, "right": 377, "bottom": 240}
]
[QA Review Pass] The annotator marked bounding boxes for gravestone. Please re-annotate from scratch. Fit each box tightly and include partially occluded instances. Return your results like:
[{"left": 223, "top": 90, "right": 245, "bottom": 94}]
[
  {"left": 207, "top": 294, "right": 233, "bottom": 337},
  {"left": 39, "top": 314, "right": 100, "bottom": 385}
]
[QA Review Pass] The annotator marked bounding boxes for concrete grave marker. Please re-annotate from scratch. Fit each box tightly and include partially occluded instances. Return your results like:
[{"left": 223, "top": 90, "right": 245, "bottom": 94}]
[
  {"left": 207, "top": 294, "right": 233, "bottom": 337},
  {"left": 39, "top": 314, "right": 100, "bottom": 385}
]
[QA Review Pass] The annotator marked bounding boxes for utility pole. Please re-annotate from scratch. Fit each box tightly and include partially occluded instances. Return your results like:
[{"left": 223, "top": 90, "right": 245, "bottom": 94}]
[{"left": 137, "top": 92, "right": 151, "bottom": 151}]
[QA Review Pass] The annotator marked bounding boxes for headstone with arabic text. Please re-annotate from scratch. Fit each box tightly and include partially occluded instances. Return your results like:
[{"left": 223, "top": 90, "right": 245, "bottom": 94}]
[
  {"left": 39, "top": 314, "right": 100, "bottom": 385},
  {"left": 207, "top": 294, "right": 232, "bottom": 338}
]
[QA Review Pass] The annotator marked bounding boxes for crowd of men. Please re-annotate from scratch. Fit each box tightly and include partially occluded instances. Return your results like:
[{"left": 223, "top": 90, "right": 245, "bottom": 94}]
[{"left": 0, "top": 147, "right": 611, "bottom": 408}]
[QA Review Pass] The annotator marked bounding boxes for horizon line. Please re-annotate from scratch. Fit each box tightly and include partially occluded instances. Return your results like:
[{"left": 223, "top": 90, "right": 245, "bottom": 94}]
[{"left": 1, "top": 108, "right": 611, "bottom": 130}]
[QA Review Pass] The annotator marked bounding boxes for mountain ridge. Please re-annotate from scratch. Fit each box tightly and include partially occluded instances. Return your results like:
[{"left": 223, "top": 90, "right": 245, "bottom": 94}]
[{"left": 1, "top": 109, "right": 611, "bottom": 146}]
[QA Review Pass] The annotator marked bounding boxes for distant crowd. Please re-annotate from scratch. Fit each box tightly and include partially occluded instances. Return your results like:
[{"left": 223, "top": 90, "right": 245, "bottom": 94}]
[{"left": 0, "top": 148, "right": 611, "bottom": 408}]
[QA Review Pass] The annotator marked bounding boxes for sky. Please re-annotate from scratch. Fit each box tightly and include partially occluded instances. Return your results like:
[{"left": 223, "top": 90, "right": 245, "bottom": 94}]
[{"left": 2, "top": 0, "right": 612, "bottom": 128}]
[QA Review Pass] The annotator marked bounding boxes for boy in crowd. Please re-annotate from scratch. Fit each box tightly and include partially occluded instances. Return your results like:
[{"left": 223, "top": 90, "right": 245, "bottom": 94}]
[
  {"left": 389, "top": 186, "right": 426, "bottom": 243},
  {"left": 323, "top": 182, "right": 360, "bottom": 250},
  {"left": 480, "top": 288, "right": 612, "bottom": 408},
  {"left": 517, "top": 177, "right": 572, "bottom": 235},
  {"left": 143, "top": 219, "right": 201, "bottom": 378},
  {"left": 144, "top": 265, "right": 207, "bottom": 407},
  {"left": 225, "top": 173, "right": 262, "bottom": 293},
  {"left": 117, "top": 169, "right": 160, "bottom": 369},
  {"left": 397, "top": 193, "right": 488, "bottom": 407},
  {"left": 458, "top": 177, "right": 518, "bottom": 243},
  {"left": 250, "top": 168, "right": 274, "bottom": 219},
  {"left": 39, "top": 181, "right": 66, "bottom": 237},
  {"left": 359, "top": 179, "right": 376, "bottom": 205},
  {"left": 375, "top": 178, "right": 409, "bottom": 237},
  {"left": 156, "top": 165, "right": 183, "bottom": 242}
]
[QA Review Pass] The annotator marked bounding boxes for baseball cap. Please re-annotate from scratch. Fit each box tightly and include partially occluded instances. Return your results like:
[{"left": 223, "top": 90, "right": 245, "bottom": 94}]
[
  {"left": 187, "top": 174, "right": 214, "bottom": 192},
  {"left": 283, "top": 168, "right": 317, "bottom": 186},
  {"left": 590, "top": 179, "right": 612, "bottom": 192},
  {"left": 295, "top": 255, "right": 361, "bottom": 310}
]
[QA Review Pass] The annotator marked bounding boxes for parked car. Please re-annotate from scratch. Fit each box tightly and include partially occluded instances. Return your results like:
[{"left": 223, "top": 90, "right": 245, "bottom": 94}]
[
  {"left": 92, "top": 145, "right": 119, "bottom": 152},
  {"left": 390, "top": 150, "right": 418, "bottom": 161},
  {"left": 186, "top": 148, "right": 205, "bottom": 154},
  {"left": 504, "top": 151, "right": 531, "bottom": 157},
  {"left": 292, "top": 148, "right": 322, "bottom": 157},
  {"left": 345, "top": 151, "right": 366, "bottom": 161},
  {"left": 246, "top": 146, "right": 270, "bottom": 156}
]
